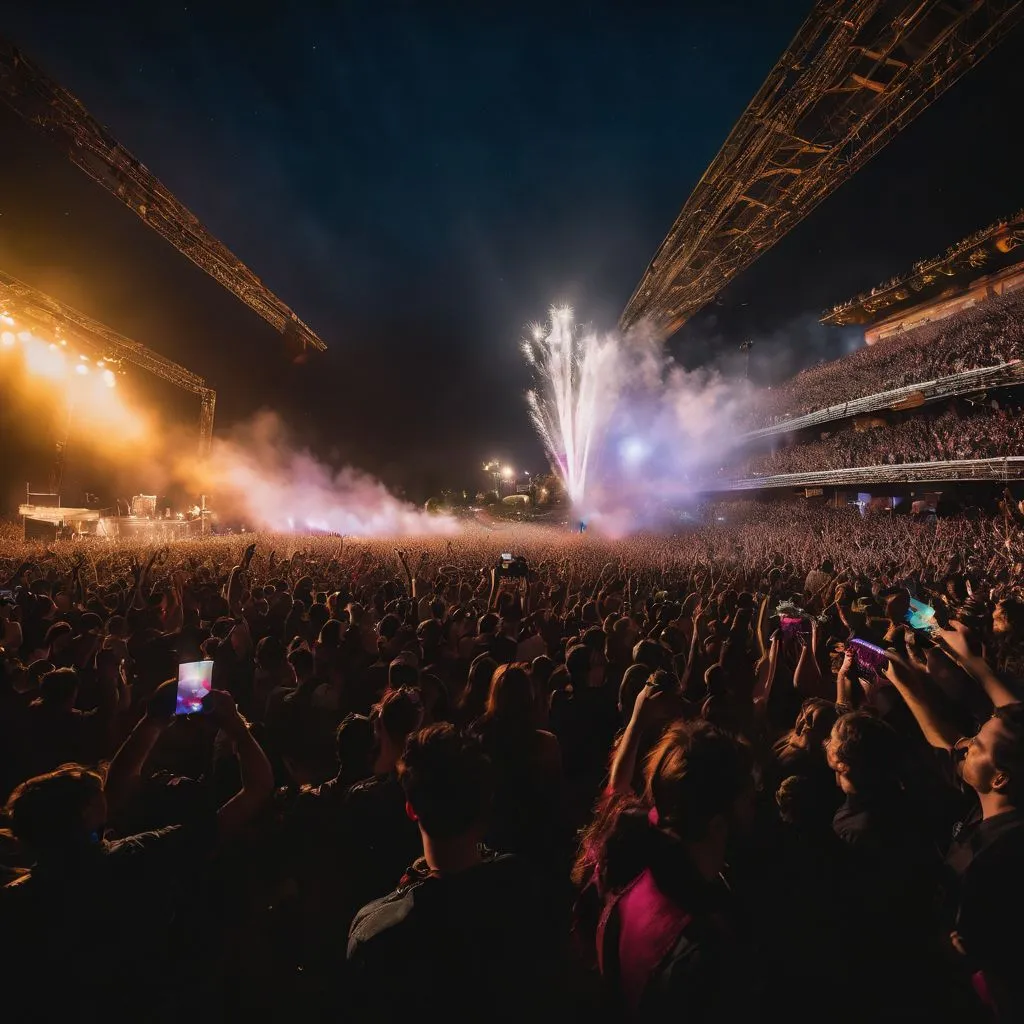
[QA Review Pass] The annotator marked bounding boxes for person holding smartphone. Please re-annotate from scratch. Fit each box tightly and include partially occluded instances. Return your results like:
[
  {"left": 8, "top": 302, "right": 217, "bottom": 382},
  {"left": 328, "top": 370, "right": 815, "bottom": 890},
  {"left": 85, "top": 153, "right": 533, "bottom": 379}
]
[
  {"left": 1, "top": 680, "right": 273, "bottom": 1020},
  {"left": 885, "top": 641, "right": 1024, "bottom": 1021}
]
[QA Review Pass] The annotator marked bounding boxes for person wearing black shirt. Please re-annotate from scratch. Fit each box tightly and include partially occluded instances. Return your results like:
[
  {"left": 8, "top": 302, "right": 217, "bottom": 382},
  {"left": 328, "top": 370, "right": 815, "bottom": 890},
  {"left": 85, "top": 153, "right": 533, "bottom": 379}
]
[
  {"left": 347, "top": 724, "right": 563, "bottom": 1023},
  {"left": 1, "top": 682, "right": 273, "bottom": 1021},
  {"left": 886, "top": 645, "right": 1024, "bottom": 1021}
]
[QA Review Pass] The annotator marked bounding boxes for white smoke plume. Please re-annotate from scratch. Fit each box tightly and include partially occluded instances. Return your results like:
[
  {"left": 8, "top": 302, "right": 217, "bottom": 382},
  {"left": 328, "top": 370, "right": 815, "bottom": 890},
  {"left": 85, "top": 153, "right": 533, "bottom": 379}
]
[{"left": 178, "top": 410, "right": 456, "bottom": 536}]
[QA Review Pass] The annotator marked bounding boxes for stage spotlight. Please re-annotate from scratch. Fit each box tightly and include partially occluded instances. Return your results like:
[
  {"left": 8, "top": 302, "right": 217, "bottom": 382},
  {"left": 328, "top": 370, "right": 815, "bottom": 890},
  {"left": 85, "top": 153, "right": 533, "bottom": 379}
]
[
  {"left": 103, "top": 369, "right": 116, "bottom": 387},
  {"left": 0, "top": 314, "right": 14, "bottom": 326},
  {"left": 1, "top": 331, "right": 14, "bottom": 347},
  {"left": 17, "top": 331, "right": 31, "bottom": 342},
  {"left": 75, "top": 363, "right": 89, "bottom": 375}
]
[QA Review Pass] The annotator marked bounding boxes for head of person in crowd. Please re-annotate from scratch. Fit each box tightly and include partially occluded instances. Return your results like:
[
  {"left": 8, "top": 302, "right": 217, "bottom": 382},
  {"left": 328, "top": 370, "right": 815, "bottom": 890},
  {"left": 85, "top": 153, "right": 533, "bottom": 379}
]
[
  {"left": 5, "top": 765, "right": 106, "bottom": 864},
  {"left": 619, "top": 664, "right": 653, "bottom": 722},
  {"left": 371, "top": 686, "right": 424, "bottom": 776},
  {"left": 575, "top": 720, "right": 754, "bottom": 892},
  {"left": 484, "top": 662, "right": 534, "bottom": 733},
  {"left": 388, "top": 653, "right": 420, "bottom": 691},
  {"left": 287, "top": 646, "right": 315, "bottom": 686},
  {"left": 34, "top": 666, "right": 79, "bottom": 711},
  {"left": 335, "top": 712, "right": 374, "bottom": 788},
  {"left": 825, "top": 711, "right": 904, "bottom": 796},
  {"left": 566, "top": 643, "right": 605, "bottom": 690},
  {"left": 632, "top": 639, "right": 665, "bottom": 672},
  {"left": 399, "top": 723, "right": 492, "bottom": 865},
  {"left": 459, "top": 654, "right": 497, "bottom": 723},
  {"left": 786, "top": 697, "right": 840, "bottom": 752},
  {"left": 993, "top": 597, "right": 1024, "bottom": 639},
  {"left": 958, "top": 703, "right": 1024, "bottom": 810}
]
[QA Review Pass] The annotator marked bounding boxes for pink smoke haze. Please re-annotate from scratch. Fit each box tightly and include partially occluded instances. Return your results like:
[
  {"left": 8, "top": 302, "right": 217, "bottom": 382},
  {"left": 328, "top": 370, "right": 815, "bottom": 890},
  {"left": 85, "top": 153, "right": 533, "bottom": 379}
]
[{"left": 184, "top": 411, "right": 456, "bottom": 536}]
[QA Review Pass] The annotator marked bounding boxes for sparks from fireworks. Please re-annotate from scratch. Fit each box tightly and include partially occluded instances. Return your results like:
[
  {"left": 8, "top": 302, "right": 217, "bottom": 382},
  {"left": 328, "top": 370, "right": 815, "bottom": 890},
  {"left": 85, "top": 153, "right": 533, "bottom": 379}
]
[{"left": 523, "top": 306, "right": 615, "bottom": 508}]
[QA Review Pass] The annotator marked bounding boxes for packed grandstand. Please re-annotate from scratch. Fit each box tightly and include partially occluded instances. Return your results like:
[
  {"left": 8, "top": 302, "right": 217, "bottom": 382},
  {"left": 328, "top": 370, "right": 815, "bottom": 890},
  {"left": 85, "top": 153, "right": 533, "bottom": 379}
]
[{"left": 720, "top": 248, "right": 1024, "bottom": 496}]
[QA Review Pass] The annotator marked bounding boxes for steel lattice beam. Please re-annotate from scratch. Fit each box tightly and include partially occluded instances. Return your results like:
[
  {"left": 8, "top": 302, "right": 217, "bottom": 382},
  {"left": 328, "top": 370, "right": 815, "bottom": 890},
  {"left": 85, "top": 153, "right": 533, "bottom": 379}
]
[
  {"left": 621, "top": 0, "right": 1024, "bottom": 338},
  {"left": 0, "top": 270, "right": 216, "bottom": 457},
  {"left": 0, "top": 38, "right": 326, "bottom": 354},
  {"left": 714, "top": 456, "right": 1024, "bottom": 490}
]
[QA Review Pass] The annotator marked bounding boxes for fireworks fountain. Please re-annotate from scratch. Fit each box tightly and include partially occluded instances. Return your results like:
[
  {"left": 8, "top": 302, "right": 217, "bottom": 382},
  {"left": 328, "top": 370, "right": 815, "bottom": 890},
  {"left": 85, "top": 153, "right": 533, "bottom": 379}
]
[
  {"left": 522, "top": 305, "right": 752, "bottom": 532},
  {"left": 523, "top": 306, "right": 617, "bottom": 510}
]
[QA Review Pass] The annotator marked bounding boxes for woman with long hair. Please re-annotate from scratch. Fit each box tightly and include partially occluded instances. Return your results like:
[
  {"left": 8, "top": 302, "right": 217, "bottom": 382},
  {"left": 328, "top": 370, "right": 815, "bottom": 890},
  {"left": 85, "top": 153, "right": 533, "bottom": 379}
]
[
  {"left": 455, "top": 653, "right": 496, "bottom": 729},
  {"left": 573, "top": 720, "right": 755, "bottom": 1021},
  {"left": 470, "top": 662, "right": 564, "bottom": 866}
]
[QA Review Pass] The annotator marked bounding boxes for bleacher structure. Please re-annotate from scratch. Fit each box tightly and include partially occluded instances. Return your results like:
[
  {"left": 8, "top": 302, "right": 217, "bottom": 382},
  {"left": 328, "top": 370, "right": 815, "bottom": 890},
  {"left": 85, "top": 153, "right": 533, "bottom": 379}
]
[{"left": 712, "top": 216, "right": 1024, "bottom": 503}]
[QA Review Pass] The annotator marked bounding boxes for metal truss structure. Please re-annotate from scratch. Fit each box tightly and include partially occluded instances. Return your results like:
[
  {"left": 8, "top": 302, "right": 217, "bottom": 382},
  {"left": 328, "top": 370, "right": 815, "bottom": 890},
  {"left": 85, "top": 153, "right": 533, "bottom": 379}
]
[
  {"left": 741, "top": 360, "right": 1024, "bottom": 442},
  {"left": 0, "top": 38, "right": 326, "bottom": 354},
  {"left": 715, "top": 455, "right": 1024, "bottom": 491},
  {"left": 823, "top": 208, "right": 1024, "bottom": 325},
  {"left": 621, "top": 0, "right": 1024, "bottom": 339},
  {"left": 0, "top": 271, "right": 216, "bottom": 457}
]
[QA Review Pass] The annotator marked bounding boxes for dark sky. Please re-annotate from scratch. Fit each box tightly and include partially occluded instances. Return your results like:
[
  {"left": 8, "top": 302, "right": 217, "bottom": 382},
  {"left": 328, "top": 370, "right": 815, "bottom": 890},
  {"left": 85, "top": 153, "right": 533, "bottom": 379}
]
[{"left": 2, "top": 2, "right": 1023, "bottom": 505}]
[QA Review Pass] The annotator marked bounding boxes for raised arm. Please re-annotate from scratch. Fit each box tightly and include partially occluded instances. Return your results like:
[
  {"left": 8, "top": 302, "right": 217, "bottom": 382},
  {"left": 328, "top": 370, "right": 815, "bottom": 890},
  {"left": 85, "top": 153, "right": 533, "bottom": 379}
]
[
  {"left": 883, "top": 652, "right": 961, "bottom": 751},
  {"left": 935, "top": 622, "right": 1020, "bottom": 709}
]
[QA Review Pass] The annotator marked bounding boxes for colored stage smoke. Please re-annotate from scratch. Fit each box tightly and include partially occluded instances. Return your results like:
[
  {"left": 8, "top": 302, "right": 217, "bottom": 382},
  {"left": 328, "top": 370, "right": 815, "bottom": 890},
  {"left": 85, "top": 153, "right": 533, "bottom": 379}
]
[{"left": 180, "top": 411, "right": 456, "bottom": 537}]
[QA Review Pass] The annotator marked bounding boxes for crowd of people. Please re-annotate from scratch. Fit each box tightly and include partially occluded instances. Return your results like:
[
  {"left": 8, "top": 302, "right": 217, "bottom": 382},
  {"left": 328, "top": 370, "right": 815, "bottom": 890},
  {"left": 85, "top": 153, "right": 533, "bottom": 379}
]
[
  {"left": 745, "top": 287, "right": 1024, "bottom": 429},
  {"left": 733, "top": 400, "right": 1024, "bottom": 478},
  {"left": 1, "top": 506, "right": 1023, "bottom": 1021}
]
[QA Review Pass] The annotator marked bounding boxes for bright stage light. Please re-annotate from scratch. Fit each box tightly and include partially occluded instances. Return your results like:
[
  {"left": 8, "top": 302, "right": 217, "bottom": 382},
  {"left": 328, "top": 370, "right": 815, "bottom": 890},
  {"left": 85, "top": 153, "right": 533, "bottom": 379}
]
[
  {"left": 59, "top": 339, "right": 67, "bottom": 347},
  {"left": 0, "top": 314, "right": 14, "bottom": 326},
  {"left": 103, "top": 369, "right": 116, "bottom": 387},
  {"left": 621, "top": 437, "right": 650, "bottom": 467},
  {"left": 502, "top": 465, "right": 514, "bottom": 479},
  {"left": 79, "top": 354, "right": 89, "bottom": 361},
  {"left": 1, "top": 331, "right": 14, "bottom": 347},
  {"left": 75, "top": 363, "right": 89, "bottom": 375},
  {"left": 17, "top": 331, "right": 31, "bottom": 342}
]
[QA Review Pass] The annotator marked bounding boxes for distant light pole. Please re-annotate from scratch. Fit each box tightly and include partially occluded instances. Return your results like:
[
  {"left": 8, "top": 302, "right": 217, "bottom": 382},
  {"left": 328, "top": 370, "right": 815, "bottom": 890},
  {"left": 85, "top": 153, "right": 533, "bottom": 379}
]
[{"left": 739, "top": 339, "right": 754, "bottom": 380}]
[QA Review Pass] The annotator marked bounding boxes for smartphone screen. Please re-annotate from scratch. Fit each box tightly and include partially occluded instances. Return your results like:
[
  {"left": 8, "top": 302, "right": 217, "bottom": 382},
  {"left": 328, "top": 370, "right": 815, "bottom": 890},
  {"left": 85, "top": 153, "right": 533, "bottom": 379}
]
[
  {"left": 781, "top": 616, "right": 808, "bottom": 638},
  {"left": 501, "top": 553, "right": 512, "bottom": 569},
  {"left": 175, "top": 660, "right": 213, "bottom": 716},
  {"left": 850, "top": 638, "right": 889, "bottom": 676},
  {"left": 906, "top": 598, "right": 937, "bottom": 633}
]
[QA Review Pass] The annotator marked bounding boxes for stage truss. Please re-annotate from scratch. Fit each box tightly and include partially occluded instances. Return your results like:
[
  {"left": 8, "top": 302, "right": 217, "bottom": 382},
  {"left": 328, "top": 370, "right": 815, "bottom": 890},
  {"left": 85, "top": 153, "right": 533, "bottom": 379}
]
[
  {"left": 0, "top": 270, "right": 216, "bottom": 457},
  {"left": 621, "top": 0, "right": 1024, "bottom": 339},
  {"left": 0, "top": 37, "right": 326, "bottom": 354}
]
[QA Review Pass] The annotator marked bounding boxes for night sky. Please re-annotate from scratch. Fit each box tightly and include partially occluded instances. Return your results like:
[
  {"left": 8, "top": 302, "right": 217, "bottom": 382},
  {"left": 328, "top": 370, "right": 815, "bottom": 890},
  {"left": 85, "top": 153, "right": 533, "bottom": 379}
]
[{"left": 2, "top": 2, "right": 1023, "bottom": 506}]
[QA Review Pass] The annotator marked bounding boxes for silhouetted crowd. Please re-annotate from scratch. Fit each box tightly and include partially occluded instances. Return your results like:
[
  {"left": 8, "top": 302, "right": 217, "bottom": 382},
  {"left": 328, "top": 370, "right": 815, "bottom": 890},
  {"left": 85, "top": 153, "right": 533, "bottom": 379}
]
[
  {"left": 747, "top": 287, "right": 1024, "bottom": 428},
  {"left": 734, "top": 400, "right": 1024, "bottom": 478},
  {"left": 1, "top": 510, "right": 1023, "bottom": 1021}
]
